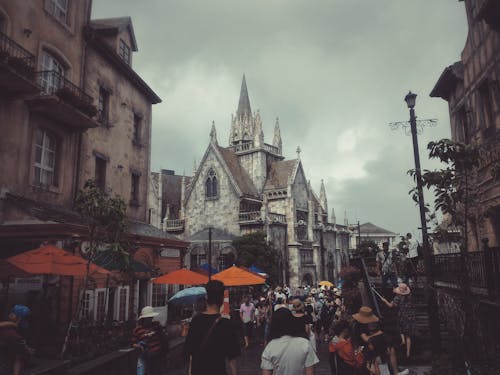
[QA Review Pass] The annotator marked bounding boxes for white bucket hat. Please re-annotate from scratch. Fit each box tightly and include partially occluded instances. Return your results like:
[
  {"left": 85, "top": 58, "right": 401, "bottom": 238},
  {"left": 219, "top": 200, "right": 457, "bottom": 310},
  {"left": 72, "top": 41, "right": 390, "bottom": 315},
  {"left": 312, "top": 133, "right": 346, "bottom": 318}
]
[{"left": 139, "top": 306, "right": 159, "bottom": 319}]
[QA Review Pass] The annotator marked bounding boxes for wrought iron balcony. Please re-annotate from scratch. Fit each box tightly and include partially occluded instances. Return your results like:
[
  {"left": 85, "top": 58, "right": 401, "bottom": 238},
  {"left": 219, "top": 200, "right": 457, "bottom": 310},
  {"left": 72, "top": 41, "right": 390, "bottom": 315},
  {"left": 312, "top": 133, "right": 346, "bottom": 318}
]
[
  {"left": 26, "top": 70, "right": 98, "bottom": 129},
  {"left": 0, "top": 31, "right": 39, "bottom": 95},
  {"left": 164, "top": 219, "right": 185, "bottom": 232},
  {"left": 239, "top": 211, "right": 262, "bottom": 224}
]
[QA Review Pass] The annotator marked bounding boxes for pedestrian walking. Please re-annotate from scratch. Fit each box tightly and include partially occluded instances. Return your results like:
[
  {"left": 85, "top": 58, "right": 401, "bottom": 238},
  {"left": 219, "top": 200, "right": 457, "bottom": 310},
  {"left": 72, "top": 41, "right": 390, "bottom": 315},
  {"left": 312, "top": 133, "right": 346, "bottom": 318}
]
[
  {"left": 240, "top": 295, "right": 256, "bottom": 349},
  {"left": 376, "top": 243, "right": 398, "bottom": 289},
  {"left": 185, "top": 280, "right": 240, "bottom": 375},
  {"left": 329, "top": 320, "right": 365, "bottom": 375},
  {"left": 0, "top": 305, "right": 33, "bottom": 375},
  {"left": 131, "top": 306, "right": 164, "bottom": 375},
  {"left": 380, "top": 283, "right": 416, "bottom": 358},
  {"left": 261, "top": 308, "right": 319, "bottom": 375}
]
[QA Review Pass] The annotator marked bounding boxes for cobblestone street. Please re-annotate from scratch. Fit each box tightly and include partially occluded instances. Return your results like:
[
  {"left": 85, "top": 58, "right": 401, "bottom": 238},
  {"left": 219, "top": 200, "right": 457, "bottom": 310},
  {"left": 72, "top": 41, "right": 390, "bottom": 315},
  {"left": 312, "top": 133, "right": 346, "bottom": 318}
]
[{"left": 168, "top": 340, "right": 431, "bottom": 375}]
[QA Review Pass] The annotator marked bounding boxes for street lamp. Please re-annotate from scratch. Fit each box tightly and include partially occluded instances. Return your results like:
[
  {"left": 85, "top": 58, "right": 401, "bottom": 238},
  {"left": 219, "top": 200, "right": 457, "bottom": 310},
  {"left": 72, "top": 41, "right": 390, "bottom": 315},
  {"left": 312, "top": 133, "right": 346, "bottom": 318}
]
[{"left": 403, "top": 91, "right": 441, "bottom": 352}]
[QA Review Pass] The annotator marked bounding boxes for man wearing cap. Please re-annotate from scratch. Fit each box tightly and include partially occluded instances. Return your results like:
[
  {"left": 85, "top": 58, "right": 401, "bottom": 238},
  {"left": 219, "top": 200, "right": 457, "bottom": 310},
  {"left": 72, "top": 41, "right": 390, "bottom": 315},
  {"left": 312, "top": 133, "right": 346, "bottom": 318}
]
[
  {"left": 0, "top": 305, "right": 33, "bottom": 375},
  {"left": 131, "top": 306, "right": 164, "bottom": 375}
]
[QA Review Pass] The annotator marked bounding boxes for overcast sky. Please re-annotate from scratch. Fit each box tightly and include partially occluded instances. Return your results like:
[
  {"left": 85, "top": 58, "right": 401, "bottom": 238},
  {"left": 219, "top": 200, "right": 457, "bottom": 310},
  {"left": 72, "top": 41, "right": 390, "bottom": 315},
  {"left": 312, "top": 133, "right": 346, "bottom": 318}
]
[{"left": 93, "top": 1, "right": 468, "bottom": 238}]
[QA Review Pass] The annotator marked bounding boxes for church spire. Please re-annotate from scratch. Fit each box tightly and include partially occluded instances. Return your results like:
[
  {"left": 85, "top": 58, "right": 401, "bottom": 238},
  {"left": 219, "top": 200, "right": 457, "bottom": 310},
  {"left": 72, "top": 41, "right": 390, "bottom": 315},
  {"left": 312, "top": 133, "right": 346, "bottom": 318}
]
[
  {"left": 273, "top": 117, "right": 282, "bottom": 154},
  {"left": 331, "top": 208, "right": 337, "bottom": 225},
  {"left": 237, "top": 74, "right": 252, "bottom": 118},
  {"left": 319, "top": 179, "right": 328, "bottom": 213}
]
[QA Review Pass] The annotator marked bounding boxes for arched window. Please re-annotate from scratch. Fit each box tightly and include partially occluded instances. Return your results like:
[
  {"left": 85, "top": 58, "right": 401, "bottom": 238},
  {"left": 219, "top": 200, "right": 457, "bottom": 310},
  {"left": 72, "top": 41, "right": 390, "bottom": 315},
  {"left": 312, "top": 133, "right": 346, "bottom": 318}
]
[
  {"left": 40, "top": 50, "right": 65, "bottom": 94},
  {"left": 205, "top": 168, "right": 218, "bottom": 199},
  {"left": 34, "top": 128, "right": 58, "bottom": 186}
]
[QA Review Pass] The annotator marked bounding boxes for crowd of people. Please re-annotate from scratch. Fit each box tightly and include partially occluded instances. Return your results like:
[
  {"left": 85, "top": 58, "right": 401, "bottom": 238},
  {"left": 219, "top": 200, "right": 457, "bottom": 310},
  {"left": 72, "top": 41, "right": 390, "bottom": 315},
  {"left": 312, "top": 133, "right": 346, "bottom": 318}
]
[{"left": 181, "top": 276, "right": 415, "bottom": 375}]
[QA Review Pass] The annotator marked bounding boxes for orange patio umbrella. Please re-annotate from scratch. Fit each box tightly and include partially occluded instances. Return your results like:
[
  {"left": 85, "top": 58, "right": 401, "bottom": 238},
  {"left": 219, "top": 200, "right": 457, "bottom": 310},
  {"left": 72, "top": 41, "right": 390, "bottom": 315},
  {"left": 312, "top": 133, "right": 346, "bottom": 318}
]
[
  {"left": 6, "top": 244, "right": 110, "bottom": 276},
  {"left": 152, "top": 268, "right": 209, "bottom": 285},
  {"left": 212, "top": 265, "right": 266, "bottom": 286}
]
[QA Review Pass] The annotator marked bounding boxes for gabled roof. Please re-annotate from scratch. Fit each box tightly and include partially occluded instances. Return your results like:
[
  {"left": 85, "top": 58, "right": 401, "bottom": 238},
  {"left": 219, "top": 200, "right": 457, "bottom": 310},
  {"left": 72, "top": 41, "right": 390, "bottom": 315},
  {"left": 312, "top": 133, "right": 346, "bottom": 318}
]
[
  {"left": 264, "top": 159, "right": 298, "bottom": 190},
  {"left": 217, "top": 146, "right": 259, "bottom": 197},
  {"left": 359, "top": 222, "right": 396, "bottom": 235},
  {"left": 430, "top": 62, "right": 463, "bottom": 101},
  {"left": 90, "top": 17, "right": 138, "bottom": 51}
]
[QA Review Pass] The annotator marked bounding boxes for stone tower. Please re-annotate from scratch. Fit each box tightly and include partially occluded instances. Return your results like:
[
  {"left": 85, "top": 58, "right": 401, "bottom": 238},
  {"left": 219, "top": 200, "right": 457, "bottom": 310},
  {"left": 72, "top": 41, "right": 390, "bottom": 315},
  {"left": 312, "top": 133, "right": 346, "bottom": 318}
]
[{"left": 228, "top": 75, "right": 283, "bottom": 193}]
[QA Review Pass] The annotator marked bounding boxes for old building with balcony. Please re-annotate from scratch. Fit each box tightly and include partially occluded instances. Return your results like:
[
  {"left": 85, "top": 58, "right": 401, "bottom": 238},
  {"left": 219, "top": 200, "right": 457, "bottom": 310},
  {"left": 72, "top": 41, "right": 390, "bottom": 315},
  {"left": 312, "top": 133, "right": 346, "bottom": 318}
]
[
  {"left": 0, "top": 0, "right": 187, "bottom": 334},
  {"left": 154, "top": 76, "right": 353, "bottom": 287},
  {"left": 429, "top": 0, "right": 500, "bottom": 362}
]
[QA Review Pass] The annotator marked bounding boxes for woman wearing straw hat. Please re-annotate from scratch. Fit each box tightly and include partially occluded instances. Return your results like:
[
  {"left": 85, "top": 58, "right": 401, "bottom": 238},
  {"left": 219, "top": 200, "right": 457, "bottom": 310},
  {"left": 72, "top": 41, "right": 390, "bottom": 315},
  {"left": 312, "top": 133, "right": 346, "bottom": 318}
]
[{"left": 380, "top": 283, "right": 416, "bottom": 359}]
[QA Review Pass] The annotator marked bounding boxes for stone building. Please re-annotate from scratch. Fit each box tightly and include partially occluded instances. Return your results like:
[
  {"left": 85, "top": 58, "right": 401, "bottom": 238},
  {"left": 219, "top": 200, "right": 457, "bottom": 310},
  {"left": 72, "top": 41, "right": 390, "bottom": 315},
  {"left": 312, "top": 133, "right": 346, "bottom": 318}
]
[
  {"left": 158, "top": 76, "right": 352, "bottom": 287},
  {"left": 430, "top": 0, "right": 499, "bottom": 248},
  {"left": 356, "top": 222, "right": 398, "bottom": 248},
  {"left": 0, "top": 0, "right": 187, "bottom": 329}
]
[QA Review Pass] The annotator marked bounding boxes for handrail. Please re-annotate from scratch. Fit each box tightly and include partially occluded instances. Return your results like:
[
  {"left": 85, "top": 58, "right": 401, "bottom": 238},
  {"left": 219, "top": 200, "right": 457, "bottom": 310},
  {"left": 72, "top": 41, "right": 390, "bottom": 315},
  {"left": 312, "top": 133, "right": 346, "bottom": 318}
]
[
  {"left": 36, "top": 70, "right": 93, "bottom": 105},
  {"left": 0, "top": 31, "right": 36, "bottom": 70}
]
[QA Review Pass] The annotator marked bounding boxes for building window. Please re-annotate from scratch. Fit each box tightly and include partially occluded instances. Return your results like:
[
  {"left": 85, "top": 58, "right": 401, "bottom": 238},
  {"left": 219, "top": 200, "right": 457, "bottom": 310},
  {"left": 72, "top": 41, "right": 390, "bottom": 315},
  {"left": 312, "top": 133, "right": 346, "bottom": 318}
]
[
  {"left": 119, "top": 39, "right": 131, "bottom": 65},
  {"left": 205, "top": 168, "right": 218, "bottom": 199},
  {"left": 115, "top": 286, "right": 129, "bottom": 322},
  {"left": 47, "top": 0, "right": 68, "bottom": 24},
  {"left": 151, "top": 284, "right": 167, "bottom": 308},
  {"left": 131, "top": 172, "right": 140, "bottom": 204},
  {"left": 94, "top": 289, "right": 107, "bottom": 322},
  {"left": 95, "top": 155, "right": 107, "bottom": 191},
  {"left": 218, "top": 254, "right": 228, "bottom": 271},
  {"left": 456, "top": 107, "right": 469, "bottom": 143},
  {"left": 34, "top": 129, "right": 57, "bottom": 186},
  {"left": 478, "top": 82, "right": 493, "bottom": 128},
  {"left": 81, "top": 290, "right": 94, "bottom": 320},
  {"left": 98, "top": 87, "right": 110, "bottom": 124},
  {"left": 40, "top": 51, "right": 65, "bottom": 94},
  {"left": 133, "top": 114, "right": 141, "bottom": 144},
  {"left": 191, "top": 253, "right": 206, "bottom": 268},
  {"left": 300, "top": 250, "right": 313, "bottom": 265}
]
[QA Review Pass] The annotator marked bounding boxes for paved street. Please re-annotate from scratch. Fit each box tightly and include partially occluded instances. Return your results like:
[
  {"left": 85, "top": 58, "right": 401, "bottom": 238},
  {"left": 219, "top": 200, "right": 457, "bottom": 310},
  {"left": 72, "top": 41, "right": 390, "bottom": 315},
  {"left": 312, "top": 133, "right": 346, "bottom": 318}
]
[{"left": 168, "top": 340, "right": 431, "bottom": 375}]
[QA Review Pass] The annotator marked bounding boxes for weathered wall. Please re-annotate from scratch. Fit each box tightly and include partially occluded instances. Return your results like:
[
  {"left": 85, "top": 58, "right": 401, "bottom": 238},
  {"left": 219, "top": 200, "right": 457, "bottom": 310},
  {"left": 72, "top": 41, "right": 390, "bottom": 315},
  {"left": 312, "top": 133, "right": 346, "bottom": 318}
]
[{"left": 185, "top": 146, "right": 241, "bottom": 236}]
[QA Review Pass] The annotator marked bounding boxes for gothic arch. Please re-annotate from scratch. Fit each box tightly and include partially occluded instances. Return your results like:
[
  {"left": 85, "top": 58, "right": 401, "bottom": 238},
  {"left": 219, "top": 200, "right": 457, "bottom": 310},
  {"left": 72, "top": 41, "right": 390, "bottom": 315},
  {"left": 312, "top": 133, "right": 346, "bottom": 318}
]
[{"left": 205, "top": 168, "right": 218, "bottom": 198}]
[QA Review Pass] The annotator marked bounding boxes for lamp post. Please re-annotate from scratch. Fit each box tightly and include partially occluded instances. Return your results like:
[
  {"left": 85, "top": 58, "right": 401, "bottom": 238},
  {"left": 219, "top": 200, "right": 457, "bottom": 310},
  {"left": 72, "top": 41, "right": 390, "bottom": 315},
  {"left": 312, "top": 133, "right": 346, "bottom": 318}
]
[
  {"left": 404, "top": 91, "right": 441, "bottom": 352},
  {"left": 208, "top": 226, "right": 212, "bottom": 280}
]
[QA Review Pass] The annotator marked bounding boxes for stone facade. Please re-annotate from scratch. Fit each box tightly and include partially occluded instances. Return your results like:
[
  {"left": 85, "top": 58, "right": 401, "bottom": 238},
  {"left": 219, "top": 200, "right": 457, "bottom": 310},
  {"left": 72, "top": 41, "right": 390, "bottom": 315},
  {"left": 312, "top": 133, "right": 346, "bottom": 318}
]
[
  {"left": 156, "top": 76, "right": 353, "bottom": 287},
  {"left": 431, "top": 0, "right": 500, "bottom": 248},
  {"left": 0, "top": 0, "right": 187, "bottom": 329}
]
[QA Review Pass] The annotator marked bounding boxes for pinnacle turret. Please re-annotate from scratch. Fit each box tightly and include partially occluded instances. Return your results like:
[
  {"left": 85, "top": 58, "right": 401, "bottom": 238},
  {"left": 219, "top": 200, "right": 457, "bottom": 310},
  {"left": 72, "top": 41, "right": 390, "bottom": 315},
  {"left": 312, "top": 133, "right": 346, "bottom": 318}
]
[
  {"left": 210, "top": 121, "right": 218, "bottom": 144},
  {"left": 237, "top": 74, "right": 252, "bottom": 118},
  {"left": 273, "top": 117, "right": 282, "bottom": 153},
  {"left": 319, "top": 179, "right": 328, "bottom": 213}
]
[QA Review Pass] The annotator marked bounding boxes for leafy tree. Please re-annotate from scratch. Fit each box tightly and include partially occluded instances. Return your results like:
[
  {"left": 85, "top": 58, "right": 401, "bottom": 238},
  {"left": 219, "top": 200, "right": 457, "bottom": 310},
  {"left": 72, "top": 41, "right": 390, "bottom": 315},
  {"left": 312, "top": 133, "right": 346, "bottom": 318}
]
[{"left": 232, "top": 231, "right": 280, "bottom": 284}]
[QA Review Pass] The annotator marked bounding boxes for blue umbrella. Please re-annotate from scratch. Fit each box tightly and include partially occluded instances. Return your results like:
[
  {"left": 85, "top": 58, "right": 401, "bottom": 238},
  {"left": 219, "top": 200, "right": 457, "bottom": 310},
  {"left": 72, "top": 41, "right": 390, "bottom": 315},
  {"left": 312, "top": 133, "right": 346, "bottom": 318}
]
[
  {"left": 249, "top": 266, "right": 264, "bottom": 274},
  {"left": 168, "top": 287, "right": 206, "bottom": 305},
  {"left": 198, "top": 263, "right": 219, "bottom": 274}
]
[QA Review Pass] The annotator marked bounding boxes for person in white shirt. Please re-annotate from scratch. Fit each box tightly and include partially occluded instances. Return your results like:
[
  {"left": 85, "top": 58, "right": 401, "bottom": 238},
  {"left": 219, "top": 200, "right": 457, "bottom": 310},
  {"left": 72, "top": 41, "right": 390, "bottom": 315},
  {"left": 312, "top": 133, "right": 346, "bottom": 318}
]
[
  {"left": 405, "top": 233, "right": 419, "bottom": 284},
  {"left": 261, "top": 308, "right": 319, "bottom": 375}
]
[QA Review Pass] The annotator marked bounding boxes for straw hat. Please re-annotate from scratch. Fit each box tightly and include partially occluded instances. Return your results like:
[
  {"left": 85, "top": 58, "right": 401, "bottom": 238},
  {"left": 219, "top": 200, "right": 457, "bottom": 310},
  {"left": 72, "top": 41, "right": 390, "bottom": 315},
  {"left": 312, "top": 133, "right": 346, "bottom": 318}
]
[
  {"left": 352, "top": 306, "right": 379, "bottom": 324},
  {"left": 139, "top": 306, "right": 159, "bottom": 319},
  {"left": 393, "top": 283, "right": 411, "bottom": 295}
]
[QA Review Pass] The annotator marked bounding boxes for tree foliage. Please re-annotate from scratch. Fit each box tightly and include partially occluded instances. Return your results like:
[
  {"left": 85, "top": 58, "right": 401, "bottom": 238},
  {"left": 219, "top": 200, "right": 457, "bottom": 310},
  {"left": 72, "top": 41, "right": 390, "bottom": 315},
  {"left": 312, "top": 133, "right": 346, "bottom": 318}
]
[
  {"left": 232, "top": 231, "right": 280, "bottom": 284},
  {"left": 74, "top": 179, "right": 130, "bottom": 266}
]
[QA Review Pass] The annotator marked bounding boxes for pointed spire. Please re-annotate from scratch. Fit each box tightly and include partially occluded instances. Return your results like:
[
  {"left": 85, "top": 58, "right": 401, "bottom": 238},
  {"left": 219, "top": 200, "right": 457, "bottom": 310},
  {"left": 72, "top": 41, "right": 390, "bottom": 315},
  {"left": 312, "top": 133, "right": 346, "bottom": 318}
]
[
  {"left": 319, "top": 179, "right": 328, "bottom": 213},
  {"left": 254, "top": 109, "right": 264, "bottom": 147},
  {"left": 210, "top": 121, "right": 218, "bottom": 144},
  {"left": 273, "top": 117, "right": 282, "bottom": 154},
  {"left": 237, "top": 74, "right": 252, "bottom": 118},
  {"left": 296, "top": 146, "right": 301, "bottom": 159},
  {"left": 331, "top": 208, "right": 336, "bottom": 225},
  {"left": 344, "top": 209, "right": 348, "bottom": 226}
]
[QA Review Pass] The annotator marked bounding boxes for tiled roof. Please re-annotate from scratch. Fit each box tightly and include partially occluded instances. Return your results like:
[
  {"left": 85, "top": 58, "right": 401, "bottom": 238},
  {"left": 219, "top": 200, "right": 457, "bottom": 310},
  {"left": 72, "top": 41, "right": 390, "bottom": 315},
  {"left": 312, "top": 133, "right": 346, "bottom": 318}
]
[
  {"left": 359, "top": 222, "right": 396, "bottom": 235},
  {"left": 217, "top": 146, "right": 259, "bottom": 198},
  {"left": 264, "top": 159, "right": 298, "bottom": 190}
]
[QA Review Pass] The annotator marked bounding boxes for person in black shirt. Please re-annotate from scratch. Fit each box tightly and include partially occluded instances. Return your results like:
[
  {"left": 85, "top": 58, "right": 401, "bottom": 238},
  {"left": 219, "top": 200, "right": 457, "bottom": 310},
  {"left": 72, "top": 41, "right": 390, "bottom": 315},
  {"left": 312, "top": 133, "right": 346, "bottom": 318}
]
[{"left": 185, "top": 280, "right": 240, "bottom": 375}]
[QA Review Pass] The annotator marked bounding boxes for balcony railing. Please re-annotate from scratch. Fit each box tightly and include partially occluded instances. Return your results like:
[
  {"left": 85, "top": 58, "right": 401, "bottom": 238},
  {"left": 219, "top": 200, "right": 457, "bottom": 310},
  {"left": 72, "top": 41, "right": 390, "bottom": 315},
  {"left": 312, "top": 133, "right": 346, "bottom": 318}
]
[
  {"left": 433, "top": 247, "right": 500, "bottom": 298},
  {"left": 164, "top": 219, "right": 185, "bottom": 231},
  {"left": 36, "top": 71, "right": 97, "bottom": 118},
  {"left": 239, "top": 211, "right": 262, "bottom": 223},
  {"left": 228, "top": 142, "right": 254, "bottom": 153},
  {"left": 264, "top": 143, "right": 280, "bottom": 155},
  {"left": 0, "top": 31, "right": 36, "bottom": 78},
  {"left": 268, "top": 212, "right": 286, "bottom": 224}
]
